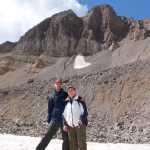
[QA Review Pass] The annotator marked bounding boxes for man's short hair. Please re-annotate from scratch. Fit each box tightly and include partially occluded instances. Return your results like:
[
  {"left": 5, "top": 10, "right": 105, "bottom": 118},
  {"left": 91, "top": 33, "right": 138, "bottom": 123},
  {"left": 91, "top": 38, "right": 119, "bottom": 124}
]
[{"left": 55, "top": 79, "right": 62, "bottom": 84}]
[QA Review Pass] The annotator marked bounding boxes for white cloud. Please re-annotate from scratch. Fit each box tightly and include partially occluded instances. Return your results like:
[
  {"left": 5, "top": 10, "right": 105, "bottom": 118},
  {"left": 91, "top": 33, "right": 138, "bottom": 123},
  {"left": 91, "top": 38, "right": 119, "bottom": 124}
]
[{"left": 0, "top": 0, "right": 88, "bottom": 43}]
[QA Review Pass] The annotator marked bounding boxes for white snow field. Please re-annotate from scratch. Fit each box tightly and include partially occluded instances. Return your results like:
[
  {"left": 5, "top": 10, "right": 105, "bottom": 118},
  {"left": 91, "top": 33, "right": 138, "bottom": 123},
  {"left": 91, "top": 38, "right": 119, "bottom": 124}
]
[{"left": 0, "top": 134, "right": 150, "bottom": 150}]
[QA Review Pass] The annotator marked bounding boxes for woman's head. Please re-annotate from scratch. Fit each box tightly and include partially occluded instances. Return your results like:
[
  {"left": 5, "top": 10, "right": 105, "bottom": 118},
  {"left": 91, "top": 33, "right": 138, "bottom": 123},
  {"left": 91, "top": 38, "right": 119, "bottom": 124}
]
[{"left": 67, "top": 86, "right": 76, "bottom": 97}]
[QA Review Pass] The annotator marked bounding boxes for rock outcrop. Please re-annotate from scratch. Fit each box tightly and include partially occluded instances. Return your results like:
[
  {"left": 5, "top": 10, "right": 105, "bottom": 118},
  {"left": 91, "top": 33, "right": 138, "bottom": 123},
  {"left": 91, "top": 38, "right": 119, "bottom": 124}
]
[
  {"left": 14, "top": 10, "right": 84, "bottom": 56},
  {"left": 80, "top": 5, "right": 128, "bottom": 53},
  {"left": 0, "top": 41, "right": 16, "bottom": 53},
  {"left": 0, "top": 56, "right": 15, "bottom": 75},
  {"left": 1, "top": 5, "right": 149, "bottom": 57},
  {"left": 13, "top": 5, "right": 129, "bottom": 56},
  {"left": 128, "top": 19, "right": 150, "bottom": 41},
  {"left": 1, "top": 5, "right": 150, "bottom": 57}
]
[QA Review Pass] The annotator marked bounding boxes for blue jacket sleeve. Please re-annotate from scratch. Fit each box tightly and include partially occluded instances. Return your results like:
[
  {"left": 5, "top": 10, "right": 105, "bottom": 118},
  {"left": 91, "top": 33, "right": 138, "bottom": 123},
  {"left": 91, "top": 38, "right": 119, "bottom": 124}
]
[{"left": 47, "top": 95, "right": 54, "bottom": 123}]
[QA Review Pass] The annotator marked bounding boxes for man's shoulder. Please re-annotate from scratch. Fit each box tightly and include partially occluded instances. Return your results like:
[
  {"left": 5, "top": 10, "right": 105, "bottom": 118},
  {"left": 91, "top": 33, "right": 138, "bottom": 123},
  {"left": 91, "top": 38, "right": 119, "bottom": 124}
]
[
  {"left": 48, "top": 89, "right": 67, "bottom": 98},
  {"left": 61, "top": 89, "right": 68, "bottom": 97},
  {"left": 61, "top": 88, "right": 67, "bottom": 93},
  {"left": 47, "top": 90, "right": 55, "bottom": 99}
]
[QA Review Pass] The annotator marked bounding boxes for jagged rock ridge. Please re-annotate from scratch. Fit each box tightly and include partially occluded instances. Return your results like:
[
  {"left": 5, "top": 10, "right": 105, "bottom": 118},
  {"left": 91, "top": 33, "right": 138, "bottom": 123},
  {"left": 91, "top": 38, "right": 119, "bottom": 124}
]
[
  {"left": 3, "top": 5, "right": 130, "bottom": 56},
  {"left": 0, "top": 41, "right": 16, "bottom": 53},
  {"left": 1, "top": 4, "right": 150, "bottom": 56}
]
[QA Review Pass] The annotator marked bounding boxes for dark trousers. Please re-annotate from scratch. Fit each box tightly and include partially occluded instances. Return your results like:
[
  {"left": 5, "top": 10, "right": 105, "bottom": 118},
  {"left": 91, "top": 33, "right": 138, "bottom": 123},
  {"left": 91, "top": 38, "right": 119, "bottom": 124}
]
[
  {"left": 36, "top": 121, "right": 69, "bottom": 150},
  {"left": 68, "top": 125, "right": 87, "bottom": 150}
]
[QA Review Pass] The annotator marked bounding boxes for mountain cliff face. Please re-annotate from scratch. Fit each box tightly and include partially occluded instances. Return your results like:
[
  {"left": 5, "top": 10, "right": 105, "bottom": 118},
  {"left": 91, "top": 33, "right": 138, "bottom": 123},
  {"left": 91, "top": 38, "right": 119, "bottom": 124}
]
[
  {"left": 1, "top": 5, "right": 150, "bottom": 56},
  {"left": 13, "top": 5, "right": 130, "bottom": 56}
]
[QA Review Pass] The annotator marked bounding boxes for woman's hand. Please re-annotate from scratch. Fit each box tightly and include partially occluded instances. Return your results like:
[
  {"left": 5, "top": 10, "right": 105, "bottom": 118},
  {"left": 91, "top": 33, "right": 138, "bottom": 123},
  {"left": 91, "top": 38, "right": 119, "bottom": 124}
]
[
  {"left": 63, "top": 125, "right": 68, "bottom": 132},
  {"left": 78, "top": 120, "right": 83, "bottom": 126}
]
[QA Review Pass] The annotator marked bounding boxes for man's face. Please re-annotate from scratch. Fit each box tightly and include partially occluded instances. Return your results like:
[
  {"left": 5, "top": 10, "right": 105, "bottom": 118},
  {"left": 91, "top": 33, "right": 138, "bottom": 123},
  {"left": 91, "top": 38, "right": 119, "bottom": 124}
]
[
  {"left": 68, "top": 87, "right": 76, "bottom": 97},
  {"left": 54, "top": 80, "right": 62, "bottom": 91}
]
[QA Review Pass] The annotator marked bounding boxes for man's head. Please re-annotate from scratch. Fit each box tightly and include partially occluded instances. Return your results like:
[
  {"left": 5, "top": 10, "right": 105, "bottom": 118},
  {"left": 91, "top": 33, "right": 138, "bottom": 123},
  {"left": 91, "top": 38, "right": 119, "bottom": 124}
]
[
  {"left": 67, "top": 86, "right": 76, "bottom": 97},
  {"left": 54, "top": 79, "right": 62, "bottom": 91}
]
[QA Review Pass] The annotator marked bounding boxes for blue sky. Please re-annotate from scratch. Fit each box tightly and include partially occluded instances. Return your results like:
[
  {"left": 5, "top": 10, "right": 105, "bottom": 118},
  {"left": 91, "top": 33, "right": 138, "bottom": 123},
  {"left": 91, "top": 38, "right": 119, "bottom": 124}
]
[{"left": 79, "top": 0, "right": 150, "bottom": 19}]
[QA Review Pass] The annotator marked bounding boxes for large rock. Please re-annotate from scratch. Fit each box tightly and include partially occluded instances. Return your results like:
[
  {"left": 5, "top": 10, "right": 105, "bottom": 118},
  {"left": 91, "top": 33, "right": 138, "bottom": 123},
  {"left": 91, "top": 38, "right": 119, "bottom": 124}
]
[
  {"left": 2, "top": 5, "right": 150, "bottom": 56},
  {"left": 14, "top": 5, "right": 129, "bottom": 56},
  {"left": 15, "top": 10, "right": 83, "bottom": 56},
  {"left": 128, "top": 19, "right": 150, "bottom": 40},
  {"left": 0, "top": 41, "right": 16, "bottom": 53},
  {"left": 0, "top": 56, "right": 15, "bottom": 75},
  {"left": 79, "top": 5, "right": 128, "bottom": 54}
]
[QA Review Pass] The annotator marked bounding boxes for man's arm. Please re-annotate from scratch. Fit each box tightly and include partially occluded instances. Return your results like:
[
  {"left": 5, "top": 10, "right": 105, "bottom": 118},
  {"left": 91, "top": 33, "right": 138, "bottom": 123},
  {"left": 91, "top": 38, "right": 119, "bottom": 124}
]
[{"left": 47, "top": 95, "right": 54, "bottom": 123}]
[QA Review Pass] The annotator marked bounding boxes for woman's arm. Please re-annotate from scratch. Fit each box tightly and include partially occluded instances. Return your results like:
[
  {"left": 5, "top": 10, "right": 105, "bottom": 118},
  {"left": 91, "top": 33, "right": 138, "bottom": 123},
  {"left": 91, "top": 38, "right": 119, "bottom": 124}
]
[{"left": 79, "top": 99, "right": 88, "bottom": 125}]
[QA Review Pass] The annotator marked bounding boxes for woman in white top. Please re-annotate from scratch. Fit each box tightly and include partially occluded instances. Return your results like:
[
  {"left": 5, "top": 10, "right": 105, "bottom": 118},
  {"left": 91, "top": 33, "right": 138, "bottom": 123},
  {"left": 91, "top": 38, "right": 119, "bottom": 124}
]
[{"left": 63, "top": 86, "right": 88, "bottom": 150}]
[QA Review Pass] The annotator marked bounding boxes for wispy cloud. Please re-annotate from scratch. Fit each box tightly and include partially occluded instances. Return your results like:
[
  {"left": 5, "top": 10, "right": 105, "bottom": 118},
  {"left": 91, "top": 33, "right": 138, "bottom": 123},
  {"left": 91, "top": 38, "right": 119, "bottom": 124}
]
[{"left": 0, "top": 0, "right": 87, "bottom": 43}]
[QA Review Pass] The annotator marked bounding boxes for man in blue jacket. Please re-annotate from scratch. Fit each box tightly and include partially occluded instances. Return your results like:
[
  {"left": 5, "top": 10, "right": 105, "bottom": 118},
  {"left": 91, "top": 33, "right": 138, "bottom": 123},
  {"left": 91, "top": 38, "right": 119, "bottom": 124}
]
[{"left": 36, "top": 79, "right": 69, "bottom": 150}]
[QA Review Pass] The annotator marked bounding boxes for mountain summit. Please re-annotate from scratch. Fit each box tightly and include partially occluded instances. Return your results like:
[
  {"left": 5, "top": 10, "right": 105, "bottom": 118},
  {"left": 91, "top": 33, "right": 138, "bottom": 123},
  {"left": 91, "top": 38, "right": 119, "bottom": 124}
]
[{"left": 1, "top": 4, "right": 150, "bottom": 56}]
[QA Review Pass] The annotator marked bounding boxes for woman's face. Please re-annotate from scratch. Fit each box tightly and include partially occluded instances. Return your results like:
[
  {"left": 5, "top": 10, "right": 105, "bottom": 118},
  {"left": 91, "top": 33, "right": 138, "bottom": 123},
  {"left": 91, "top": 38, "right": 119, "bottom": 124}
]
[{"left": 68, "top": 88, "right": 76, "bottom": 97}]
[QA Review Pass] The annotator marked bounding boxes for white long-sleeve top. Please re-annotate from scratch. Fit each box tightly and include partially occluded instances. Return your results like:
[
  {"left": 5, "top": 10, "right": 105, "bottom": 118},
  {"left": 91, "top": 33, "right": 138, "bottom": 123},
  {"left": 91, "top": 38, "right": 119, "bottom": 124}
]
[{"left": 63, "top": 95, "right": 84, "bottom": 127}]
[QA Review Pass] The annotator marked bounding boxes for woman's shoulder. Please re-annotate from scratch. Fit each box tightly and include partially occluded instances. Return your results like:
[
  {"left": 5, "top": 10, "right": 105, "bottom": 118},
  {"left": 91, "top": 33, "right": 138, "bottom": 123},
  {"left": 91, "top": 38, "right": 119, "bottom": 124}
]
[{"left": 77, "top": 96, "right": 85, "bottom": 103}]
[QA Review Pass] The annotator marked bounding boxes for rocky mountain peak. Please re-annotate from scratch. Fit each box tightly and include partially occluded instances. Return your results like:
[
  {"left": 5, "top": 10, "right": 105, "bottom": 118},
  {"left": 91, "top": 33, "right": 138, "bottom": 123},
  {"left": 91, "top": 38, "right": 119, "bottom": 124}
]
[
  {"left": 81, "top": 4, "right": 128, "bottom": 52},
  {"left": 1, "top": 4, "right": 150, "bottom": 57},
  {"left": 51, "top": 9, "right": 77, "bottom": 19},
  {"left": 87, "top": 4, "right": 117, "bottom": 17},
  {"left": 0, "top": 41, "right": 16, "bottom": 53}
]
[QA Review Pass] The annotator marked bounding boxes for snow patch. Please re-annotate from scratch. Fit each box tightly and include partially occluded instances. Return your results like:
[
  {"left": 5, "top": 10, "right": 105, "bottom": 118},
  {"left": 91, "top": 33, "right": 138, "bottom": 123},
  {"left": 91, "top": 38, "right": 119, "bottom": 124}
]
[
  {"left": 0, "top": 134, "right": 150, "bottom": 150},
  {"left": 74, "top": 55, "right": 91, "bottom": 69}
]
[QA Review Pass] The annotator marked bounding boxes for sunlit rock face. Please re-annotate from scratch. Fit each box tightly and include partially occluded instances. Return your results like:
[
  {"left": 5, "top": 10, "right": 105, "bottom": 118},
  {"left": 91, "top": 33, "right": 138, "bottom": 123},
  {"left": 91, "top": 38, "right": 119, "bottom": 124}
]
[{"left": 12, "top": 5, "right": 129, "bottom": 56}]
